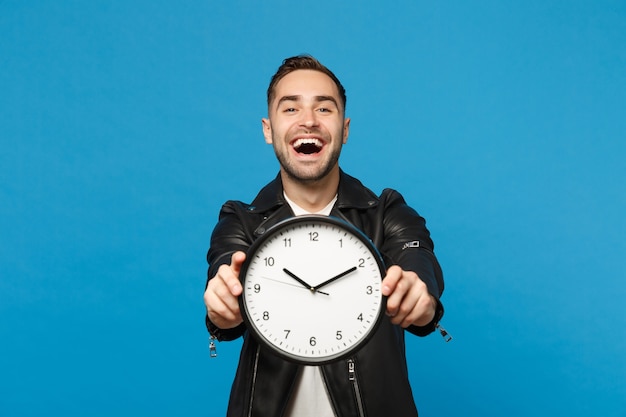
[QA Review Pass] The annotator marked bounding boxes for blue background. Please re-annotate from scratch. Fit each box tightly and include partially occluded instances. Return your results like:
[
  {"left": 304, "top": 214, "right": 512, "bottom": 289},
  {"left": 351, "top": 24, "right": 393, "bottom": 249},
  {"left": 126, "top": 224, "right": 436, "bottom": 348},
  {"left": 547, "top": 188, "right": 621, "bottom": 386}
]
[{"left": 1, "top": 1, "right": 625, "bottom": 416}]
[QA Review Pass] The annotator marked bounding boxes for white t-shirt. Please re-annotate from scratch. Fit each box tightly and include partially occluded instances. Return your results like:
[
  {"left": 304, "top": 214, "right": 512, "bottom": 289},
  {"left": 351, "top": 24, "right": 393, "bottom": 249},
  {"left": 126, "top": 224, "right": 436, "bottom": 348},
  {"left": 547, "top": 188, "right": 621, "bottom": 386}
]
[{"left": 283, "top": 193, "right": 337, "bottom": 417}]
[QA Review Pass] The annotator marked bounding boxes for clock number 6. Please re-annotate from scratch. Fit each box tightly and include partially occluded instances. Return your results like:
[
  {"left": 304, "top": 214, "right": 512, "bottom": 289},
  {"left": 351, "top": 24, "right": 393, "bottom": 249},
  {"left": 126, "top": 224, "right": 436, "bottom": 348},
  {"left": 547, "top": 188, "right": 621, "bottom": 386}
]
[{"left": 309, "top": 337, "right": 317, "bottom": 346}]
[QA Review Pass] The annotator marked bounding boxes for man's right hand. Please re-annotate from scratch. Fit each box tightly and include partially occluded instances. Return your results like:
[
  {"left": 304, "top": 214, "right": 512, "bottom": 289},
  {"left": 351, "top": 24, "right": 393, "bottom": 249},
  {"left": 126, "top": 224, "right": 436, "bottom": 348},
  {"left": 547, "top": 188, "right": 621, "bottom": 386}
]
[{"left": 204, "top": 251, "right": 246, "bottom": 329}]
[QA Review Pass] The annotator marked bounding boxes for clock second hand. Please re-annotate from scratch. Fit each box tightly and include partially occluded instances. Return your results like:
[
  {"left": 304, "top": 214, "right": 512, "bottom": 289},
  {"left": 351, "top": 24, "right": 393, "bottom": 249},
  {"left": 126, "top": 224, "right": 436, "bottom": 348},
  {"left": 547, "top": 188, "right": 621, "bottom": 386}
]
[
  {"left": 281, "top": 268, "right": 330, "bottom": 296},
  {"left": 261, "top": 276, "right": 329, "bottom": 296}
]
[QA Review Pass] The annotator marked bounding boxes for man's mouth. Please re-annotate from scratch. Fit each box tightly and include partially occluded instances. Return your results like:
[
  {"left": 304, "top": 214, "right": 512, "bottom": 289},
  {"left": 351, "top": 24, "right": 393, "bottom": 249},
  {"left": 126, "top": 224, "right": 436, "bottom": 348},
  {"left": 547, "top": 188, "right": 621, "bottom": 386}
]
[{"left": 292, "top": 138, "right": 324, "bottom": 155}]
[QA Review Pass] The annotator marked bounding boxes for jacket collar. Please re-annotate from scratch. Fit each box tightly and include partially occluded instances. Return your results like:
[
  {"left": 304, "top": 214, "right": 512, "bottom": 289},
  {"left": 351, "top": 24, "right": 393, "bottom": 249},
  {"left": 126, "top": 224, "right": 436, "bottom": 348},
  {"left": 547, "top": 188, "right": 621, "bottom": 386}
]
[{"left": 249, "top": 169, "right": 379, "bottom": 214}]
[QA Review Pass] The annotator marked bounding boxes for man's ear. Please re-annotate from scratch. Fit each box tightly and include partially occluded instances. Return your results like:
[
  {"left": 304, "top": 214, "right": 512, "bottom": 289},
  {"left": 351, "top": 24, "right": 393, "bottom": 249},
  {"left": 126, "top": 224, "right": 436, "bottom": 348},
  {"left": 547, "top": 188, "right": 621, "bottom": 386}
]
[
  {"left": 262, "top": 118, "right": 272, "bottom": 144},
  {"left": 343, "top": 117, "right": 351, "bottom": 144}
]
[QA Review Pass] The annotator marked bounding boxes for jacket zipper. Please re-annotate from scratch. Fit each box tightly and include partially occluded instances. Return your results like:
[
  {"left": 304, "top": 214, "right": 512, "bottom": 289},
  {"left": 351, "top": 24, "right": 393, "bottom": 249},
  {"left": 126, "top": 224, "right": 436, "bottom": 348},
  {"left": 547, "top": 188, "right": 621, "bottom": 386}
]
[
  {"left": 246, "top": 346, "right": 261, "bottom": 417},
  {"left": 209, "top": 334, "right": 218, "bottom": 357},
  {"left": 347, "top": 358, "right": 365, "bottom": 417},
  {"left": 436, "top": 323, "right": 453, "bottom": 342}
]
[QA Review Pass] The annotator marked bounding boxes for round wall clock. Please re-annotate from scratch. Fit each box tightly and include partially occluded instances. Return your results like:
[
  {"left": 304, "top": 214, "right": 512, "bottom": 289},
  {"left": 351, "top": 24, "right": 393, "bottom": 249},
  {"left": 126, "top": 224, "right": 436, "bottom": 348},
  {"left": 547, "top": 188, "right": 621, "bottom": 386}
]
[{"left": 239, "top": 215, "right": 386, "bottom": 365}]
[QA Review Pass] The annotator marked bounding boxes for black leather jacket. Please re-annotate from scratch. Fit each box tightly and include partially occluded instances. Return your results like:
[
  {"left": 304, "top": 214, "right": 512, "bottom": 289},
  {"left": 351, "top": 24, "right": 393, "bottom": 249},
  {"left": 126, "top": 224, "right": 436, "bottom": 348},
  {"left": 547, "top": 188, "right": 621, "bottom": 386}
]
[{"left": 206, "top": 171, "right": 444, "bottom": 417}]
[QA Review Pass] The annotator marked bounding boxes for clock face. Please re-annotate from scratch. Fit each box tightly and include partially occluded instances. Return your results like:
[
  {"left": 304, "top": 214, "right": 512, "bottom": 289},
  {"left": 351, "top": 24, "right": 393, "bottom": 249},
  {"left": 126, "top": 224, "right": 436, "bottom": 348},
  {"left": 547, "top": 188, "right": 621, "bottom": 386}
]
[{"left": 239, "top": 215, "right": 386, "bottom": 365}]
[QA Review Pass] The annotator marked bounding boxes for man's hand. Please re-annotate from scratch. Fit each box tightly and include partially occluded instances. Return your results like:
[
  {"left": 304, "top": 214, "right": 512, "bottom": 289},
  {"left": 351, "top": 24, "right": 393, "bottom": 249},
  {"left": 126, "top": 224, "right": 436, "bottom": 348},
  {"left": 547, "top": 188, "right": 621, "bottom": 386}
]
[
  {"left": 382, "top": 266, "right": 437, "bottom": 328},
  {"left": 204, "top": 251, "right": 246, "bottom": 329}
]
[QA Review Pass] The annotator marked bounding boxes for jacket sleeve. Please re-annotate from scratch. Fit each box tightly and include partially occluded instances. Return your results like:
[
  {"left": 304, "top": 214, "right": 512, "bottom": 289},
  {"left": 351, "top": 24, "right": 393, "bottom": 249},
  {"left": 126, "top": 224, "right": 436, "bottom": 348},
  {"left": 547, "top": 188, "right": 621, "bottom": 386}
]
[
  {"left": 205, "top": 201, "right": 253, "bottom": 341},
  {"left": 379, "top": 189, "right": 445, "bottom": 336}
]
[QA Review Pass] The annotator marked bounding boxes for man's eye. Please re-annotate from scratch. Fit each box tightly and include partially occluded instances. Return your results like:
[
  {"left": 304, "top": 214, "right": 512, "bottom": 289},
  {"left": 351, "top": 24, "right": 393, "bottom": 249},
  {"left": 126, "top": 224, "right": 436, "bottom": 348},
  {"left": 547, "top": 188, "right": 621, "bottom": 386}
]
[
  {"left": 318, "top": 108, "right": 331, "bottom": 113},
  {"left": 284, "top": 108, "right": 297, "bottom": 113}
]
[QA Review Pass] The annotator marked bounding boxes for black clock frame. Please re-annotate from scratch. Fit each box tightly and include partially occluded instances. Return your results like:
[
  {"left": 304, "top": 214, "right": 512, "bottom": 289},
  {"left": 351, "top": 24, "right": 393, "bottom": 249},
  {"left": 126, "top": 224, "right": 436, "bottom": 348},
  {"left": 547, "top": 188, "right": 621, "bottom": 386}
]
[{"left": 238, "top": 214, "right": 387, "bottom": 365}]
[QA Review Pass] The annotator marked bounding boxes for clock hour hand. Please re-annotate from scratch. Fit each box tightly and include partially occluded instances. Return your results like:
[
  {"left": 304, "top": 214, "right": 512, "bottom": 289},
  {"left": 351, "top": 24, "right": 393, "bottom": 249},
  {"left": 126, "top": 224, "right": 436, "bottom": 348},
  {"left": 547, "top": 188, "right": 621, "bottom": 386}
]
[
  {"left": 313, "top": 266, "right": 358, "bottom": 292},
  {"left": 283, "top": 268, "right": 315, "bottom": 292}
]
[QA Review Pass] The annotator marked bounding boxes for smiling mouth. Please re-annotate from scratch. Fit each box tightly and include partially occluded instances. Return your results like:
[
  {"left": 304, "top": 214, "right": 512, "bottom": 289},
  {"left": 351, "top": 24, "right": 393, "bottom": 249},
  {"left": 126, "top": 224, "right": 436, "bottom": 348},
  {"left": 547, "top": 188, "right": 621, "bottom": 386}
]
[{"left": 293, "top": 138, "right": 323, "bottom": 155}]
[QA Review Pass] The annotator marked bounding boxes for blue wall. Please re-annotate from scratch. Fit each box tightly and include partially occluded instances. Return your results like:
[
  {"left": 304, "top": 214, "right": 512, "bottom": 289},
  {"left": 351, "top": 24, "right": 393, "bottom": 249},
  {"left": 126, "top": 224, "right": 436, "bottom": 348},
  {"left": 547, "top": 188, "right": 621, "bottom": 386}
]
[{"left": 1, "top": 1, "right": 624, "bottom": 415}]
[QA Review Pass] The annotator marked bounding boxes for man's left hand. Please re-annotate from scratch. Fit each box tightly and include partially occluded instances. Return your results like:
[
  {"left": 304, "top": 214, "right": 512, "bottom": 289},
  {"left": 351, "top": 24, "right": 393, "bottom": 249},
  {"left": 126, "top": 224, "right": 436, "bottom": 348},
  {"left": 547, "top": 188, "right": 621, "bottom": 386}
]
[{"left": 382, "top": 266, "right": 437, "bottom": 328}]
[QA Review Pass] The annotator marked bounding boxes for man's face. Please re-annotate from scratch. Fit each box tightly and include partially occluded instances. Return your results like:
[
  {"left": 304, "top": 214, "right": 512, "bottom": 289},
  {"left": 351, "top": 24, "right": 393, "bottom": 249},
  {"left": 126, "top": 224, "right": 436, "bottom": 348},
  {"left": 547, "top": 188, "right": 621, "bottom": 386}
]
[{"left": 262, "top": 70, "right": 350, "bottom": 184}]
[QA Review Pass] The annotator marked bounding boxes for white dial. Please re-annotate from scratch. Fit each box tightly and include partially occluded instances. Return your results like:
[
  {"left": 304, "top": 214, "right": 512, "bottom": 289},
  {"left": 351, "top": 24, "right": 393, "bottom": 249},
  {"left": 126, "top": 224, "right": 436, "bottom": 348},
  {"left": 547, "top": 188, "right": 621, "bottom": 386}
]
[{"left": 239, "top": 215, "right": 386, "bottom": 365}]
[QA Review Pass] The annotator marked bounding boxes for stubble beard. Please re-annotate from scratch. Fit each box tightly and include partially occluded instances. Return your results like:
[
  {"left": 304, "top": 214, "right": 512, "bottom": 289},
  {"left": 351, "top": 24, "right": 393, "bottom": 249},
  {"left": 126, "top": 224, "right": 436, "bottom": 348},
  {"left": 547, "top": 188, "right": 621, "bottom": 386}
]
[{"left": 273, "top": 132, "right": 343, "bottom": 185}]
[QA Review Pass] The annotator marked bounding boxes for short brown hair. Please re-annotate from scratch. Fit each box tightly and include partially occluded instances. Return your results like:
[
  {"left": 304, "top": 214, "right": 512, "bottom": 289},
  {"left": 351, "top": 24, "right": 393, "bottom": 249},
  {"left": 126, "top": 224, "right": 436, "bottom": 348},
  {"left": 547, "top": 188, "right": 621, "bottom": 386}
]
[{"left": 267, "top": 54, "right": 347, "bottom": 111}]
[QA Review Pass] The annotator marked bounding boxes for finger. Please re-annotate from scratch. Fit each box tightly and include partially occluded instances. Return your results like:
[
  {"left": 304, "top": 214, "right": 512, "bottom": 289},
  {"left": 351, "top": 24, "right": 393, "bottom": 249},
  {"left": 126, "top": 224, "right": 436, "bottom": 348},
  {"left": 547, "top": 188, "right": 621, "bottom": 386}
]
[
  {"left": 381, "top": 265, "right": 402, "bottom": 296},
  {"left": 397, "top": 292, "right": 422, "bottom": 327},
  {"left": 386, "top": 288, "right": 411, "bottom": 324},
  {"left": 230, "top": 251, "right": 246, "bottom": 275},
  {"left": 223, "top": 251, "right": 246, "bottom": 296},
  {"left": 384, "top": 269, "right": 422, "bottom": 325},
  {"left": 205, "top": 281, "right": 242, "bottom": 328},
  {"left": 383, "top": 266, "right": 409, "bottom": 317},
  {"left": 207, "top": 300, "right": 241, "bottom": 329},
  {"left": 410, "top": 293, "right": 437, "bottom": 327},
  {"left": 396, "top": 285, "right": 436, "bottom": 328}
]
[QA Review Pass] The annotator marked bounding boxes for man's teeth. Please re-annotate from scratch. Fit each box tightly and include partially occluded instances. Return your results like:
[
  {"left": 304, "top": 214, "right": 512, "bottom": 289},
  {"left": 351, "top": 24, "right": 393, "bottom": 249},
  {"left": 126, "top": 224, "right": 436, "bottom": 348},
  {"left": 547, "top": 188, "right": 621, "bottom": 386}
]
[{"left": 293, "top": 138, "right": 323, "bottom": 148}]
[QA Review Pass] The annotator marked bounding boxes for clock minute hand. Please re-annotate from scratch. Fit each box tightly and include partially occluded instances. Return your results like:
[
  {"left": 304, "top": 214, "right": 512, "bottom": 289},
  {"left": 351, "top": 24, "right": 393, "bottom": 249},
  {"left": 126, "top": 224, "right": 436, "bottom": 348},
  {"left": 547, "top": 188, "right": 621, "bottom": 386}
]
[
  {"left": 313, "top": 266, "right": 358, "bottom": 292},
  {"left": 283, "top": 268, "right": 315, "bottom": 292}
]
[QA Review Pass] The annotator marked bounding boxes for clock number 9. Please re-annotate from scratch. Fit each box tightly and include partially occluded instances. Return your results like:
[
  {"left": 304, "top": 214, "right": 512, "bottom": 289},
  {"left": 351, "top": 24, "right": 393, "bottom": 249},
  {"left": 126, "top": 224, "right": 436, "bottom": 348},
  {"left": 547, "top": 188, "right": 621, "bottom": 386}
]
[{"left": 254, "top": 284, "right": 261, "bottom": 293}]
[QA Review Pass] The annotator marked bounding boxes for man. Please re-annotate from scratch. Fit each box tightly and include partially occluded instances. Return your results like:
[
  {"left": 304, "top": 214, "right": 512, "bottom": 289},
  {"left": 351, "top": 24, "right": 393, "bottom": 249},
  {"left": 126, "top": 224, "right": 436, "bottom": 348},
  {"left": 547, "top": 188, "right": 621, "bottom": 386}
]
[{"left": 204, "top": 55, "right": 445, "bottom": 417}]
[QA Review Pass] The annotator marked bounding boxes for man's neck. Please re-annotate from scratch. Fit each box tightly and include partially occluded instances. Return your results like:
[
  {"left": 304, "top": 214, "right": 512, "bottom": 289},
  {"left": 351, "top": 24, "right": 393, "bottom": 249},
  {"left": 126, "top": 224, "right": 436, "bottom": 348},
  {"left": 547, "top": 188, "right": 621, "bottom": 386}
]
[{"left": 281, "top": 167, "right": 340, "bottom": 213}]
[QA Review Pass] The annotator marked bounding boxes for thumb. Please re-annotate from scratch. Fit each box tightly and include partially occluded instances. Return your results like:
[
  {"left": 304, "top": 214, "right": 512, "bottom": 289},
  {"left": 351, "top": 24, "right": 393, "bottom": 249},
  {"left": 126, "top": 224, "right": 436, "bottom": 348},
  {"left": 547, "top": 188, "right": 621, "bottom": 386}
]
[
  {"left": 230, "top": 251, "right": 247, "bottom": 276},
  {"left": 381, "top": 265, "right": 402, "bottom": 296}
]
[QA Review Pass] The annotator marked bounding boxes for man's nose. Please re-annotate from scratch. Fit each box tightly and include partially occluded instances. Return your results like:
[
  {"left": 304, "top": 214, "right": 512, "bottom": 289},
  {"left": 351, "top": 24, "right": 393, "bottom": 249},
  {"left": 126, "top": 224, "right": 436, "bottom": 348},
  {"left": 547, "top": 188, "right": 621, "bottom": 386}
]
[{"left": 300, "top": 108, "right": 318, "bottom": 128}]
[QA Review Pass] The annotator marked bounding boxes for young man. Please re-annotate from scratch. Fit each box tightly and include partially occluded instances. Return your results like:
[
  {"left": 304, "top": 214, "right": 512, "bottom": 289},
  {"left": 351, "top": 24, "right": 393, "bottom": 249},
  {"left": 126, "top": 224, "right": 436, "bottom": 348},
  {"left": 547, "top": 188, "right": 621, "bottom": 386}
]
[{"left": 204, "top": 55, "right": 445, "bottom": 417}]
